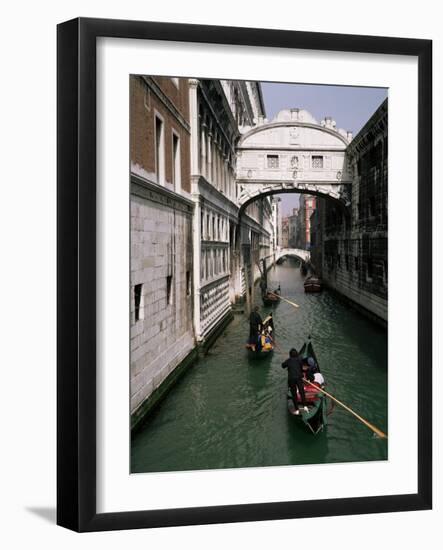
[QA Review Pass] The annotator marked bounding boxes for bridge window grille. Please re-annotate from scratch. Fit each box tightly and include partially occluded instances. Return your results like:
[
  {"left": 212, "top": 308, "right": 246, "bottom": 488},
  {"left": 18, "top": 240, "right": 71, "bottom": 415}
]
[
  {"left": 312, "top": 156, "right": 324, "bottom": 169},
  {"left": 267, "top": 155, "right": 279, "bottom": 169}
]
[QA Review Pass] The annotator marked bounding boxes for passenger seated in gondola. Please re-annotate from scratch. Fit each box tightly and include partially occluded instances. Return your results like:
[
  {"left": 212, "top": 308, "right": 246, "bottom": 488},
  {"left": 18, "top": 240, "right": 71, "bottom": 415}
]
[
  {"left": 260, "top": 332, "right": 273, "bottom": 351},
  {"left": 306, "top": 357, "right": 325, "bottom": 387}
]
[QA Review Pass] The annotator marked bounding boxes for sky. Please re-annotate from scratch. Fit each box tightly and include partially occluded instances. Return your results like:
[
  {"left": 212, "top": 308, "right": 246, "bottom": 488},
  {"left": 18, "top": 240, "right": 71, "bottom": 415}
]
[{"left": 260, "top": 82, "right": 388, "bottom": 216}]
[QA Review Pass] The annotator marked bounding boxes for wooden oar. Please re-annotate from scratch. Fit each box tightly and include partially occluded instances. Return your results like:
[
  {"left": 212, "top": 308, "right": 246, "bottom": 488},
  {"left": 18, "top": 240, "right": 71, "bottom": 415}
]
[
  {"left": 272, "top": 341, "right": 387, "bottom": 439},
  {"left": 303, "top": 378, "right": 388, "bottom": 439},
  {"left": 268, "top": 291, "right": 299, "bottom": 309}
]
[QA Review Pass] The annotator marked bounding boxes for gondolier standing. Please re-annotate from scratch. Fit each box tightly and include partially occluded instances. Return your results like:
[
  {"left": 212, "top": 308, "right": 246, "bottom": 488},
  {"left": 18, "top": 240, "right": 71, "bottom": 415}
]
[
  {"left": 282, "top": 348, "right": 309, "bottom": 415},
  {"left": 249, "top": 306, "right": 263, "bottom": 350}
]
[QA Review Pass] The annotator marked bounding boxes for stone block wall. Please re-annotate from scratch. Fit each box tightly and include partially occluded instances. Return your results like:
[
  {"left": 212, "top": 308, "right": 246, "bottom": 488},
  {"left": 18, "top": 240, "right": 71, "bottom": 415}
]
[
  {"left": 316, "top": 99, "right": 388, "bottom": 324},
  {"left": 130, "top": 188, "right": 194, "bottom": 415}
]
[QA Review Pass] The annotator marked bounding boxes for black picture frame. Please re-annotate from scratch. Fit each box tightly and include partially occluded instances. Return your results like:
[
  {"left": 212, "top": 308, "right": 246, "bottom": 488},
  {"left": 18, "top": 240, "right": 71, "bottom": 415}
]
[{"left": 57, "top": 17, "right": 432, "bottom": 532}]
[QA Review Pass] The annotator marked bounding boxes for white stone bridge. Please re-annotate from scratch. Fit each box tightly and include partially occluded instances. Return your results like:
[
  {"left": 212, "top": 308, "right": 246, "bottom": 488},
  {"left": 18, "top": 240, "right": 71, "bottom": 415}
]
[
  {"left": 275, "top": 247, "right": 310, "bottom": 263},
  {"left": 236, "top": 108, "right": 354, "bottom": 212}
]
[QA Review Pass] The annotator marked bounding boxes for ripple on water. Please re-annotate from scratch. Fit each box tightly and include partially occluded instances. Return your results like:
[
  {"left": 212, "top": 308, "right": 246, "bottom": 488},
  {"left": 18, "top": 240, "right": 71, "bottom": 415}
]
[{"left": 131, "top": 260, "right": 387, "bottom": 473}]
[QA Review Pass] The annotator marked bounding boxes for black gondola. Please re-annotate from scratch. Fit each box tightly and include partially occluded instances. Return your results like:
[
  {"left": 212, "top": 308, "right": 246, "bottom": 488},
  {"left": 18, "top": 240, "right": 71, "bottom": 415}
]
[
  {"left": 246, "top": 314, "right": 275, "bottom": 357},
  {"left": 287, "top": 339, "right": 327, "bottom": 434},
  {"left": 262, "top": 285, "right": 281, "bottom": 306},
  {"left": 304, "top": 276, "right": 323, "bottom": 293}
]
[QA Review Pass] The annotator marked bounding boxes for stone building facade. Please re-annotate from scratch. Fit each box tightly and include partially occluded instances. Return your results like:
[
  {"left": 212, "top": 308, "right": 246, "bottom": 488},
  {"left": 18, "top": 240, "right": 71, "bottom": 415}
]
[
  {"left": 130, "top": 76, "right": 276, "bottom": 426},
  {"left": 189, "top": 78, "right": 270, "bottom": 342},
  {"left": 297, "top": 195, "right": 316, "bottom": 249},
  {"left": 130, "top": 76, "right": 195, "bottom": 424},
  {"left": 309, "top": 203, "right": 323, "bottom": 275},
  {"left": 281, "top": 217, "right": 289, "bottom": 247},
  {"left": 288, "top": 207, "right": 299, "bottom": 248},
  {"left": 271, "top": 196, "right": 282, "bottom": 250},
  {"left": 314, "top": 99, "right": 388, "bottom": 324}
]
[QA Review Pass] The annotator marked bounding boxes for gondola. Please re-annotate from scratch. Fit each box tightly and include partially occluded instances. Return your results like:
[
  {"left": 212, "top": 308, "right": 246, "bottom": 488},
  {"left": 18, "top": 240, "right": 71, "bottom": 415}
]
[
  {"left": 246, "top": 314, "right": 274, "bottom": 358},
  {"left": 262, "top": 287, "right": 281, "bottom": 306},
  {"left": 287, "top": 340, "right": 327, "bottom": 434},
  {"left": 304, "top": 275, "right": 323, "bottom": 293}
]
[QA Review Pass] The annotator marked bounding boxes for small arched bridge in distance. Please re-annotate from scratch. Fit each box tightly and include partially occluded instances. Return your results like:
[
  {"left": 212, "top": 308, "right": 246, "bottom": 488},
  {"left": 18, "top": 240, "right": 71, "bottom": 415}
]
[{"left": 275, "top": 247, "right": 310, "bottom": 264}]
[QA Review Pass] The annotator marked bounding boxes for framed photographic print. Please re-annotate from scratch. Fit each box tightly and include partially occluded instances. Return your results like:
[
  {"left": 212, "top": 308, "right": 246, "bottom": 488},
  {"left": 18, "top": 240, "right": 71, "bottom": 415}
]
[{"left": 57, "top": 17, "right": 432, "bottom": 532}]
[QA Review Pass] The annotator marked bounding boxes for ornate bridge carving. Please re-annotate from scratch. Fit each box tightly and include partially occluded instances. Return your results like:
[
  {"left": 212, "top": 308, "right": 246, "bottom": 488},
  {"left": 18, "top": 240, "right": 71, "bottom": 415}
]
[{"left": 236, "top": 109, "right": 354, "bottom": 209}]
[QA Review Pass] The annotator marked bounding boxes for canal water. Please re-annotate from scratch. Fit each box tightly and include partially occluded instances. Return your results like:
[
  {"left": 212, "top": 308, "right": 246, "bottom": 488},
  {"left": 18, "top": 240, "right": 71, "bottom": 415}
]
[{"left": 131, "top": 258, "right": 388, "bottom": 473}]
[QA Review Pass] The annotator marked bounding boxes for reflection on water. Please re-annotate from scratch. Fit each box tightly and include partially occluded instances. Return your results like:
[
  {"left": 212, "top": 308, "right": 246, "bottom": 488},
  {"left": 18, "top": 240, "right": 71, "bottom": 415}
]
[{"left": 131, "top": 259, "right": 387, "bottom": 473}]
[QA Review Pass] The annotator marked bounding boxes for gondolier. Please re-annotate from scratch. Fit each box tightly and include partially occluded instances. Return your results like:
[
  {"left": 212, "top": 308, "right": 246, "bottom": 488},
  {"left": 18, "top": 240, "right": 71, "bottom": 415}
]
[
  {"left": 248, "top": 306, "right": 262, "bottom": 350},
  {"left": 282, "top": 348, "right": 309, "bottom": 415}
]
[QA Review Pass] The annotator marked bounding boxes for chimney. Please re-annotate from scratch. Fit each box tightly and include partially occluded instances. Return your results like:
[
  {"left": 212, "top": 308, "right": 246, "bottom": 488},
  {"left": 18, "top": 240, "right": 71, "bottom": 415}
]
[
  {"left": 347, "top": 131, "right": 353, "bottom": 142},
  {"left": 324, "top": 116, "right": 333, "bottom": 128},
  {"left": 290, "top": 108, "right": 300, "bottom": 121}
]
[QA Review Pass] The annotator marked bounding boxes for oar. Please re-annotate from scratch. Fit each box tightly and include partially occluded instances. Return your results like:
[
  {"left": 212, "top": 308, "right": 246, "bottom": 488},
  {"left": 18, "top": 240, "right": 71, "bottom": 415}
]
[
  {"left": 272, "top": 341, "right": 387, "bottom": 439},
  {"left": 303, "top": 378, "right": 388, "bottom": 439},
  {"left": 268, "top": 291, "right": 299, "bottom": 309}
]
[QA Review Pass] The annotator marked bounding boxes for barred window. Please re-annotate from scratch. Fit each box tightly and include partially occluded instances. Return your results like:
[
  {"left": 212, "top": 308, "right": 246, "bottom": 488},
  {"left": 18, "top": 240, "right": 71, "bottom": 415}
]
[
  {"left": 166, "top": 275, "right": 173, "bottom": 304},
  {"left": 186, "top": 271, "right": 191, "bottom": 296},
  {"left": 134, "top": 284, "right": 143, "bottom": 322},
  {"left": 267, "top": 155, "right": 279, "bottom": 169},
  {"left": 312, "top": 155, "right": 324, "bottom": 169},
  {"left": 366, "top": 258, "right": 374, "bottom": 282}
]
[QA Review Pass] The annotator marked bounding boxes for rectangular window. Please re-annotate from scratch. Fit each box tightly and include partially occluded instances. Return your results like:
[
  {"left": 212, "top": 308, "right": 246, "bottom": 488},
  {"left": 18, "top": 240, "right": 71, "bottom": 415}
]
[
  {"left": 134, "top": 284, "right": 143, "bottom": 322},
  {"left": 155, "top": 115, "right": 164, "bottom": 184},
  {"left": 172, "top": 132, "right": 181, "bottom": 191},
  {"left": 355, "top": 256, "right": 360, "bottom": 271},
  {"left": 369, "top": 196, "right": 376, "bottom": 218},
  {"left": 186, "top": 271, "right": 191, "bottom": 296},
  {"left": 166, "top": 275, "right": 173, "bottom": 305},
  {"left": 267, "top": 155, "right": 279, "bottom": 169},
  {"left": 366, "top": 258, "right": 374, "bottom": 282},
  {"left": 312, "top": 155, "right": 324, "bottom": 169}
]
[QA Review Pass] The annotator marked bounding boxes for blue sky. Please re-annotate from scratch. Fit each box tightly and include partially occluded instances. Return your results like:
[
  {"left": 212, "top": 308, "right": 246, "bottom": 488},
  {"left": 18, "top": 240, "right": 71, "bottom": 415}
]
[{"left": 260, "top": 82, "right": 388, "bottom": 215}]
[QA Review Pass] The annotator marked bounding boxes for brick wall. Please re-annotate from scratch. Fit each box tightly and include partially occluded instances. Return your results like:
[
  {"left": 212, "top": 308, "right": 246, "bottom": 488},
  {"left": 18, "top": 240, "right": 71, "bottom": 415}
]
[{"left": 130, "top": 76, "right": 191, "bottom": 192}]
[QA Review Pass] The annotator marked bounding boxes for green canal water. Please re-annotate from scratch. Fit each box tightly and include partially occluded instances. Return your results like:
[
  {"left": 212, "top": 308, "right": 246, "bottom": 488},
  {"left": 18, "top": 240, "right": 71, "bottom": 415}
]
[{"left": 131, "top": 259, "right": 388, "bottom": 473}]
